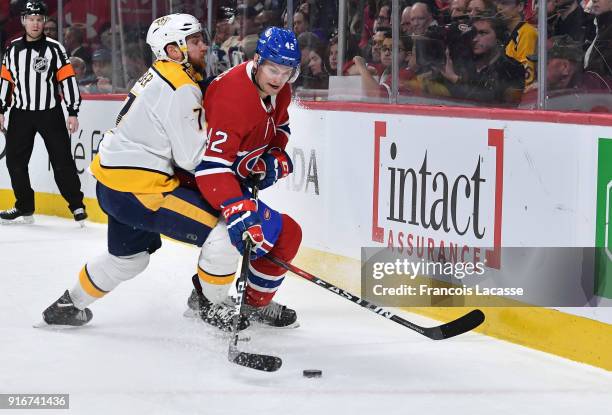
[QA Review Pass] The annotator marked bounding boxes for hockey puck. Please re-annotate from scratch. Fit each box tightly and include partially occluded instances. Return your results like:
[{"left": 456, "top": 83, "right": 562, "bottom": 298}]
[{"left": 303, "top": 369, "right": 322, "bottom": 378}]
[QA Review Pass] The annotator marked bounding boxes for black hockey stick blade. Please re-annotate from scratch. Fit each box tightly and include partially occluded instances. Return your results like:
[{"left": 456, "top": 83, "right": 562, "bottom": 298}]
[
  {"left": 434, "top": 309, "right": 485, "bottom": 339},
  {"left": 229, "top": 346, "right": 283, "bottom": 372},
  {"left": 391, "top": 309, "right": 485, "bottom": 340}
]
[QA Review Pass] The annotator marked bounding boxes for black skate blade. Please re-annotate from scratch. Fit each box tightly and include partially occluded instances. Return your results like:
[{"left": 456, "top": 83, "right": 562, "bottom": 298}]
[
  {"left": 250, "top": 320, "right": 300, "bottom": 329},
  {"left": 33, "top": 320, "right": 86, "bottom": 330},
  {"left": 229, "top": 346, "right": 282, "bottom": 372},
  {"left": 1, "top": 217, "right": 34, "bottom": 225}
]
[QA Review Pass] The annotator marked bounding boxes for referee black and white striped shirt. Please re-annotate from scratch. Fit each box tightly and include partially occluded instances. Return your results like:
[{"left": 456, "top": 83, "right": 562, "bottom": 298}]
[{"left": 0, "top": 35, "right": 80, "bottom": 115}]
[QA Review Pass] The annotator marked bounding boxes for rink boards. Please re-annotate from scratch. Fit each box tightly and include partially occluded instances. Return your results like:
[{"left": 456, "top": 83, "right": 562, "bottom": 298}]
[{"left": 0, "top": 97, "right": 611, "bottom": 370}]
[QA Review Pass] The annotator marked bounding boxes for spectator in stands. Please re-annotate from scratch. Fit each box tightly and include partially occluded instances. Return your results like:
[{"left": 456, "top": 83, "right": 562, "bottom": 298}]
[
  {"left": 43, "top": 17, "right": 57, "bottom": 40},
  {"left": 446, "top": 6, "right": 476, "bottom": 78},
  {"left": 64, "top": 25, "right": 91, "bottom": 69},
  {"left": 549, "top": 0, "right": 588, "bottom": 42},
  {"left": 293, "top": 10, "right": 310, "bottom": 36},
  {"left": 547, "top": 35, "right": 611, "bottom": 90},
  {"left": 521, "top": 35, "right": 611, "bottom": 107},
  {"left": 100, "top": 24, "right": 121, "bottom": 52},
  {"left": 410, "top": 2, "right": 437, "bottom": 35},
  {"left": 209, "top": 6, "right": 234, "bottom": 76},
  {"left": 401, "top": 6, "right": 413, "bottom": 34},
  {"left": 255, "top": 11, "right": 275, "bottom": 33},
  {"left": 327, "top": 36, "right": 339, "bottom": 74},
  {"left": 441, "top": 15, "right": 526, "bottom": 106},
  {"left": 354, "top": 31, "right": 412, "bottom": 98},
  {"left": 69, "top": 56, "right": 94, "bottom": 89},
  {"left": 70, "top": 56, "right": 86, "bottom": 80},
  {"left": 375, "top": 3, "right": 392, "bottom": 32},
  {"left": 302, "top": 42, "right": 329, "bottom": 89},
  {"left": 236, "top": 4, "right": 259, "bottom": 37},
  {"left": 333, "top": 34, "right": 363, "bottom": 75},
  {"left": 497, "top": 0, "right": 538, "bottom": 86},
  {"left": 244, "top": 34, "right": 260, "bottom": 60},
  {"left": 221, "top": 5, "right": 258, "bottom": 57},
  {"left": 84, "top": 48, "right": 117, "bottom": 94},
  {"left": 370, "top": 28, "right": 387, "bottom": 64},
  {"left": 123, "top": 44, "right": 151, "bottom": 90},
  {"left": 466, "top": 0, "right": 497, "bottom": 17},
  {"left": 295, "top": 31, "right": 322, "bottom": 88},
  {"left": 214, "top": 6, "right": 234, "bottom": 46},
  {"left": 359, "top": 0, "right": 377, "bottom": 49},
  {"left": 298, "top": 0, "right": 323, "bottom": 32},
  {"left": 450, "top": 0, "right": 470, "bottom": 19},
  {"left": 436, "top": 0, "right": 454, "bottom": 25},
  {"left": 584, "top": 0, "right": 612, "bottom": 78}
]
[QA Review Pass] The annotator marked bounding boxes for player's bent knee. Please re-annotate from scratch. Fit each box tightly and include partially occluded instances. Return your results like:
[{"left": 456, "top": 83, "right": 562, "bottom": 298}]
[
  {"left": 115, "top": 251, "right": 150, "bottom": 278},
  {"left": 198, "top": 221, "right": 239, "bottom": 276},
  {"left": 197, "top": 222, "right": 239, "bottom": 303},
  {"left": 274, "top": 214, "right": 302, "bottom": 261},
  {"left": 87, "top": 251, "right": 150, "bottom": 290}
]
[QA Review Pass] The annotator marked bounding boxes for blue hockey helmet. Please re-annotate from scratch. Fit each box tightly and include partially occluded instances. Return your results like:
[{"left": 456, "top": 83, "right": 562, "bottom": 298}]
[{"left": 255, "top": 27, "right": 301, "bottom": 83}]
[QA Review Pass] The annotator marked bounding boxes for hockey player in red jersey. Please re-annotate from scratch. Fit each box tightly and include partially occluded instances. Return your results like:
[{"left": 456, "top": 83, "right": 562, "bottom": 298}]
[{"left": 188, "top": 27, "right": 303, "bottom": 329}]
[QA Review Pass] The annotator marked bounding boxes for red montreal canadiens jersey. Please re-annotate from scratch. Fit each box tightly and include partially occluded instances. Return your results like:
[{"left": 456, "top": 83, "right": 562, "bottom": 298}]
[{"left": 195, "top": 61, "right": 292, "bottom": 209}]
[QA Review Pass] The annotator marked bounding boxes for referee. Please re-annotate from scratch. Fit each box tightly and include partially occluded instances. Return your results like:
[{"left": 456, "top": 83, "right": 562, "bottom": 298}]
[{"left": 0, "top": 0, "right": 87, "bottom": 225}]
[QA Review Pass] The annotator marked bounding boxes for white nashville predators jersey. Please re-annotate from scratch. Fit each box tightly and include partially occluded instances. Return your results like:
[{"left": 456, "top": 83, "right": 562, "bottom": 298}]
[{"left": 90, "top": 60, "right": 205, "bottom": 194}]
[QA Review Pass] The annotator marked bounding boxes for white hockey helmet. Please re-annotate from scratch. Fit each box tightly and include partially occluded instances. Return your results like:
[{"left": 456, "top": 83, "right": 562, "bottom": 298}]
[{"left": 146, "top": 13, "right": 202, "bottom": 64}]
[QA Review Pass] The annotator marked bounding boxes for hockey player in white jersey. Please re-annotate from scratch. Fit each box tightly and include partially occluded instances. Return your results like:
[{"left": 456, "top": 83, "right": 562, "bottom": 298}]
[{"left": 40, "top": 14, "right": 248, "bottom": 331}]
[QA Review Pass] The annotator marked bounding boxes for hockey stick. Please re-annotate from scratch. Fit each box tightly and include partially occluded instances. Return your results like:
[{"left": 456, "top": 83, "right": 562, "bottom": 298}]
[
  {"left": 228, "top": 186, "right": 283, "bottom": 372},
  {"left": 266, "top": 254, "right": 485, "bottom": 340}
]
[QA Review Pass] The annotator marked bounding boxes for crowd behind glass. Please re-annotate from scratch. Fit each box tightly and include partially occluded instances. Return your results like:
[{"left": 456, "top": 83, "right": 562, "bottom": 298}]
[{"left": 1, "top": 0, "right": 610, "bottom": 112}]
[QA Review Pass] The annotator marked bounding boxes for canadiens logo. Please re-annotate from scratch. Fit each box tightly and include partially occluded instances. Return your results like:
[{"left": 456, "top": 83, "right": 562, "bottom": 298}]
[
  {"left": 234, "top": 145, "right": 267, "bottom": 179},
  {"left": 32, "top": 56, "right": 49, "bottom": 73}
]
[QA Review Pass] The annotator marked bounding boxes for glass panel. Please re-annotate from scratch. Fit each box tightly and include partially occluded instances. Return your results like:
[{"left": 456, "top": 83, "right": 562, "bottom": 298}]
[
  {"left": 294, "top": 0, "right": 401, "bottom": 104},
  {"left": 41, "top": 0, "right": 610, "bottom": 112},
  {"left": 535, "top": 0, "right": 612, "bottom": 112}
]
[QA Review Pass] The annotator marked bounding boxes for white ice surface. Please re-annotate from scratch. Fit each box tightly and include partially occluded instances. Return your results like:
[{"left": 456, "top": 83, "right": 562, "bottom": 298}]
[{"left": 1, "top": 215, "right": 611, "bottom": 415}]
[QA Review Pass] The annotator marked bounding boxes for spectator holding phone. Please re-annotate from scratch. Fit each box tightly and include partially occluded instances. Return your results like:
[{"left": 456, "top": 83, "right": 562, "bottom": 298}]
[
  {"left": 441, "top": 15, "right": 525, "bottom": 106},
  {"left": 354, "top": 31, "right": 413, "bottom": 99}
]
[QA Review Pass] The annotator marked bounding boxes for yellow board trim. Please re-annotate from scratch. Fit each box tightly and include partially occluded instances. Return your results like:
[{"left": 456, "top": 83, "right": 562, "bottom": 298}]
[
  {"left": 2, "top": 189, "right": 611, "bottom": 371},
  {"left": 197, "top": 268, "right": 234, "bottom": 286},
  {"left": 79, "top": 266, "right": 107, "bottom": 299},
  {"left": 0, "top": 189, "right": 108, "bottom": 223}
]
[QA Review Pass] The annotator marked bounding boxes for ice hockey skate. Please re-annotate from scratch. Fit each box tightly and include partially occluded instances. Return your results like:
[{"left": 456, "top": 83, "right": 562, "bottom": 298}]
[
  {"left": 36, "top": 290, "right": 92, "bottom": 328},
  {"left": 242, "top": 301, "right": 299, "bottom": 328},
  {"left": 0, "top": 207, "right": 34, "bottom": 225},
  {"left": 185, "top": 285, "right": 250, "bottom": 332},
  {"left": 186, "top": 284, "right": 299, "bottom": 329}
]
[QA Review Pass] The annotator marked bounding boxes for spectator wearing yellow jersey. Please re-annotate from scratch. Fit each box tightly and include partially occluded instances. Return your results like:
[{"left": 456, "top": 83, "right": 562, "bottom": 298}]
[{"left": 497, "top": 0, "right": 538, "bottom": 86}]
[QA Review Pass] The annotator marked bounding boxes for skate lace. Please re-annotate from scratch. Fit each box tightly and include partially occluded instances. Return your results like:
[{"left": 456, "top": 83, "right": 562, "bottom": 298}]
[
  {"left": 3, "top": 207, "right": 18, "bottom": 215},
  {"left": 259, "top": 302, "right": 284, "bottom": 320},
  {"left": 211, "top": 304, "right": 235, "bottom": 323},
  {"left": 76, "top": 309, "right": 88, "bottom": 321}
]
